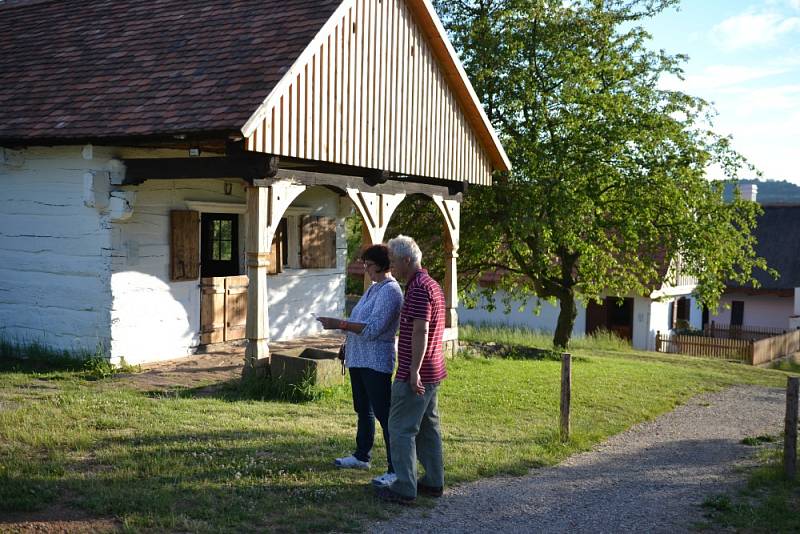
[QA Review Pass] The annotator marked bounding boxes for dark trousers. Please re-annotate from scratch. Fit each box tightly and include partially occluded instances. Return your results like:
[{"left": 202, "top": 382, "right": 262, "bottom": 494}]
[{"left": 350, "top": 367, "right": 393, "bottom": 473}]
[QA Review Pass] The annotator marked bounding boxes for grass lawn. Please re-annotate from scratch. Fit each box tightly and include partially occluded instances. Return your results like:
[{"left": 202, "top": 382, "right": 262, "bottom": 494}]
[
  {"left": 0, "top": 326, "right": 795, "bottom": 532},
  {"left": 698, "top": 436, "right": 800, "bottom": 532}
]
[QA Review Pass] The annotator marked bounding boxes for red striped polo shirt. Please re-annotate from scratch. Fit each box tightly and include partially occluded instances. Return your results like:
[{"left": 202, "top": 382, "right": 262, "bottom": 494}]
[{"left": 395, "top": 269, "right": 447, "bottom": 384}]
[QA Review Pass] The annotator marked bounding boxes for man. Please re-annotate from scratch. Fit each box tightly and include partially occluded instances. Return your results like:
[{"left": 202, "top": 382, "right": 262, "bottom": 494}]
[{"left": 376, "top": 234, "right": 447, "bottom": 504}]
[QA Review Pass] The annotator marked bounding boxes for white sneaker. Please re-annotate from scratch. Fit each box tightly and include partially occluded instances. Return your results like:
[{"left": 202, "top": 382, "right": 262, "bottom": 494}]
[
  {"left": 372, "top": 472, "right": 397, "bottom": 487},
  {"left": 334, "top": 455, "right": 371, "bottom": 469}
]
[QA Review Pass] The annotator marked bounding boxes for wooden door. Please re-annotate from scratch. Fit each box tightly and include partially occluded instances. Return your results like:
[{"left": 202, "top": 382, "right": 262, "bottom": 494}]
[
  {"left": 200, "top": 275, "right": 249, "bottom": 344},
  {"left": 200, "top": 277, "right": 226, "bottom": 344},
  {"left": 225, "top": 275, "right": 248, "bottom": 341},
  {"left": 586, "top": 300, "right": 607, "bottom": 336},
  {"left": 606, "top": 297, "right": 634, "bottom": 341}
]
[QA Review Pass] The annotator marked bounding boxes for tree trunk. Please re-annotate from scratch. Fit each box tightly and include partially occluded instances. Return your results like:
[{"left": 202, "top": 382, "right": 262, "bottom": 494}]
[{"left": 554, "top": 289, "right": 578, "bottom": 349}]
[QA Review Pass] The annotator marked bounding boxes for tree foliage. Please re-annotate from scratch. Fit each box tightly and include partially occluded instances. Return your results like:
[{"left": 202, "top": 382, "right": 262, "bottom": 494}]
[{"left": 406, "top": 0, "right": 770, "bottom": 347}]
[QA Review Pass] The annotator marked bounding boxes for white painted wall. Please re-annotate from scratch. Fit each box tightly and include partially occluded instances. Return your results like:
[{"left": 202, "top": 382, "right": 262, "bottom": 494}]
[
  {"left": 267, "top": 187, "right": 347, "bottom": 341},
  {"left": 458, "top": 292, "right": 587, "bottom": 339},
  {"left": 1, "top": 145, "right": 348, "bottom": 365},
  {"left": 790, "top": 288, "right": 800, "bottom": 330},
  {"left": 792, "top": 288, "right": 800, "bottom": 314},
  {"left": 690, "top": 298, "right": 704, "bottom": 330},
  {"left": 109, "top": 175, "right": 346, "bottom": 364},
  {"left": 0, "top": 146, "right": 112, "bottom": 354},
  {"left": 636, "top": 295, "right": 700, "bottom": 351},
  {"left": 710, "top": 293, "right": 795, "bottom": 330},
  {"left": 107, "top": 161, "right": 246, "bottom": 364},
  {"left": 646, "top": 298, "right": 672, "bottom": 351},
  {"left": 632, "top": 297, "right": 652, "bottom": 351}
]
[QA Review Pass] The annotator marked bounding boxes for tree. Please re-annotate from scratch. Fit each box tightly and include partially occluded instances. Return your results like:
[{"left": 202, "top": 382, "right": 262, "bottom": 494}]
[{"left": 409, "top": 0, "right": 769, "bottom": 348}]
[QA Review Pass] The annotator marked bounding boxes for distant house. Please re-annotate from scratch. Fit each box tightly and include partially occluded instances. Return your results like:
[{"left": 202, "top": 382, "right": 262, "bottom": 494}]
[
  {"left": 458, "top": 259, "right": 701, "bottom": 351},
  {"left": 0, "top": 0, "right": 510, "bottom": 367},
  {"left": 708, "top": 203, "right": 800, "bottom": 332}
]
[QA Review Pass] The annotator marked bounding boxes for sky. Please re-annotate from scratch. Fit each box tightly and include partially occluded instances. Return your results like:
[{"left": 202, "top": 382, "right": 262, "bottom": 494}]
[{"left": 644, "top": 0, "right": 800, "bottom": 185}]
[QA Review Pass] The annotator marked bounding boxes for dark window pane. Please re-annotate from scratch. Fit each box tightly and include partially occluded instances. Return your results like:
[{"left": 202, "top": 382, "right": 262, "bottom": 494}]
[
  {"left": 220, "top": 220, "right": 232, "bottom": 241},
  {"left": 212, "top": 220, "right": 220, "bottom": 240},
  {"left": 221, "top": 240, "right": 232, "bottom": 260},
  {"left": 731, "top": 301, "right": 744, "bottom": 326},
  {"left": 213, "top": 240, "right": 220, "bottom": 260}
]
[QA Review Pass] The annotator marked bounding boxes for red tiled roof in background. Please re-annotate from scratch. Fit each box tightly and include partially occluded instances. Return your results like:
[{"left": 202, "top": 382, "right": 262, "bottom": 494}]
[{"left": 0, "top": 0, "right": 342, "bottom": 142}]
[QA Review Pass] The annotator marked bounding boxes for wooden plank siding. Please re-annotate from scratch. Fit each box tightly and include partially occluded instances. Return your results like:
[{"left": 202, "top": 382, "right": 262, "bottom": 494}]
[
  {"left": 244, "top": 0, "right": 497, "bottom": 185},
  {"left": 752, "top": 330, "right": 800, "bottom": 366}
]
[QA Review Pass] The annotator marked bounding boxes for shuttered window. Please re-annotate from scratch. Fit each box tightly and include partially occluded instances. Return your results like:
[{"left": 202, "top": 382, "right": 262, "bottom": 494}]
[
  {"left": 201, "top": 213, "right": 239, "bottom": 278},
  {"left": 300, "top": 216, "right": 336, "bottom": 269}
]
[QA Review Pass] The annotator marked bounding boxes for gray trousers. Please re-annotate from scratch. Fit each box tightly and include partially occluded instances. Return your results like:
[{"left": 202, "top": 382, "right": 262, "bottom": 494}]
[{"left": 388, "top": 380, "right": 444, "bottom": 498}]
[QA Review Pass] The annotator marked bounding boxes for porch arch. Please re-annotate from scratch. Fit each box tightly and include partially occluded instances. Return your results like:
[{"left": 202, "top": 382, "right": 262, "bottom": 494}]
[{"left": 383, "top": 193, "right": 461, "bottom": 332}]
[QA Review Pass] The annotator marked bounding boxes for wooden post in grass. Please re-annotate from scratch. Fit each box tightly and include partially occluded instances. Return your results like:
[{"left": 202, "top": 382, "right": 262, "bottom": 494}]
[
  {"left": 560, "top": 353, "right": 571, "bottom": 442},
  {"left": 785, "top": 377, "right": 799, "bottom": 480}
]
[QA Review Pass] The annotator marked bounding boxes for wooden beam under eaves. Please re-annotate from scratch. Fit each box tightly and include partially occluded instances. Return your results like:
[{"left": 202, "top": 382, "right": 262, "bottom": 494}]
[
  {"left": 121, "top": 153, "right": 468, "bottom": 195},
  {"left": 121, "top": 154, "right": 279, "bottom": 184}
]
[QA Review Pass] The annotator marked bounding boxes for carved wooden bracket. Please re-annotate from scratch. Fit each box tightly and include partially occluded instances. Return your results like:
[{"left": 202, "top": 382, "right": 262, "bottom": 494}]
[
  {"left": 346, "top": 189, "right": 406, "bottom": 245},
  {"left": 431, "top": 195, "right": 460, "bottom": 250}
]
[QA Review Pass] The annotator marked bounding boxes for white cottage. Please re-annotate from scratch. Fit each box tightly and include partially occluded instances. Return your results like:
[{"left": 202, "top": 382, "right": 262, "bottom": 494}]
[
  {"left": 0, "top": 0, "right": 510, "bottom": 370},
  {"left": 459, "top": 260, "right": 702, "bottom": 351},
  {"left": 708, "top": 204, "right": 800, "bottom": 332}
]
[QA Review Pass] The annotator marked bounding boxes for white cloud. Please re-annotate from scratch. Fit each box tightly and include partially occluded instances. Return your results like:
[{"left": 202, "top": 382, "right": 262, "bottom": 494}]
[
  {"left": 723, "top": 112, "right": 800, "bottom": 182},
  {"left": 711, "top": 10, "right": 800, "bottom": 50},
  {"left": 660, "top": 64, "right": 788, "bottom": 93},
  {"left": 722, "top": 83, "right": 800, "bottom": 114}
]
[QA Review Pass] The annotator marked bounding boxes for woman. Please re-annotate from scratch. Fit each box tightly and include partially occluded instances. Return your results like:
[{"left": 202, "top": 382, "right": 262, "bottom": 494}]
[{"left": 316, "top": 244, "right": 403, "bottom": 487}]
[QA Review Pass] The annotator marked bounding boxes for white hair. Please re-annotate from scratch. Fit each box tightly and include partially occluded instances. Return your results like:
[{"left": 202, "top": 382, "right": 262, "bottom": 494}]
[{"left": 387, "top": 234, "right": 422, "bottom": 266}]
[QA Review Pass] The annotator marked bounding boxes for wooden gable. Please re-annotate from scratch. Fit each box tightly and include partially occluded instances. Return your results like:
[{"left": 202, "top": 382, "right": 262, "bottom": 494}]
[{"left": 243, "top": 0, "right": 510, "bottom": 186}]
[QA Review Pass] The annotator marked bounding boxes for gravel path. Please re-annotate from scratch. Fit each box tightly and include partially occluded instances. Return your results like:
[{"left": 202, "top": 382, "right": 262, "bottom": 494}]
[{"left": 370, "top": 385, "right": 785, "bottom": 533}]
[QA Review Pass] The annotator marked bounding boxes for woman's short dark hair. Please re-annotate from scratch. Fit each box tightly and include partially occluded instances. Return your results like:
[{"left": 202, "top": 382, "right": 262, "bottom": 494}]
[{"left": 360, "top": 244, "right": 390, "bottom": 272}]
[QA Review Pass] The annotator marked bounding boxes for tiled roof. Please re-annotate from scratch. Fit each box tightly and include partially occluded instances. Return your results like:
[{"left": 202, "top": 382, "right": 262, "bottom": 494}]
[
  {"left": 732, "top": 205, "right": 800, "bottom": 290},
  {"left": 0, "top": 0, "right": 342, "bottom": 142}
]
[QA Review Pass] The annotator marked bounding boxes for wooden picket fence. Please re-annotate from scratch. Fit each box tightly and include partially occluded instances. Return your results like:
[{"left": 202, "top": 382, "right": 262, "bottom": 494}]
[
  {"left": 656, "top": 329, "right": 800, "bottom": 365},
  {"left": 656, "top": 331, "right": 751, "bottom": 362},
  {"left": 704, "top": 321, "right": 786, "bottom": 341}
]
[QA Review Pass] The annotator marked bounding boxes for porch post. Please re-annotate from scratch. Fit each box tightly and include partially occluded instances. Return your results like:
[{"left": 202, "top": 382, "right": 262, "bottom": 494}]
[
  {"left": 431, "top": 196, "right": 460, "bottom": 329},
  {"left": 444, "top": 240, "right": 459, "bottom": 329},
  {"left": 243, "top": 184, "right": 270, "bottom": 377}
]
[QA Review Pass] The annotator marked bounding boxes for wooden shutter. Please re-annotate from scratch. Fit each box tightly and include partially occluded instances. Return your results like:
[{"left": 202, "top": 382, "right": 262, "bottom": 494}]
[
  {"left": 300, "top": 216, "right": 336, "bottom": 268},
  {"left": 200, "top": 277, "right": 226, "bottom": 344},
  {"left": 170, "top": 210, "right": 199, "bottom": 281},
  {"left": 224, "top": 275, "right": 249, "bottom": 340}
]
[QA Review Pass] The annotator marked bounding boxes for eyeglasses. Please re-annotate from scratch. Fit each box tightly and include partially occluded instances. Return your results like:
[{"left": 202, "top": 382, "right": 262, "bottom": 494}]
[{"left": 362, "top": 260, "right": 377, "bottom": 269}]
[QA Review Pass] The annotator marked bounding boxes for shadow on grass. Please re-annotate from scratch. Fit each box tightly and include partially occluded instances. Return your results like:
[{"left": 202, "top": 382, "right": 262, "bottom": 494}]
[
  {"left": 143, "top": 374, "right": 347, "bottom": 405},
  {"left": 0, "top": 427, "right": 394, "bottom": 532},
  {"left": 5, "top": 431, "right": 770, "bottom": 532}
]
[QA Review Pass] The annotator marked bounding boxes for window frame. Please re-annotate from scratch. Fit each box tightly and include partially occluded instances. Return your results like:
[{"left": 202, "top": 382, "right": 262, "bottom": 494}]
[{"left": 200, "top": 212, "right": 240, "bottom": 277}]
